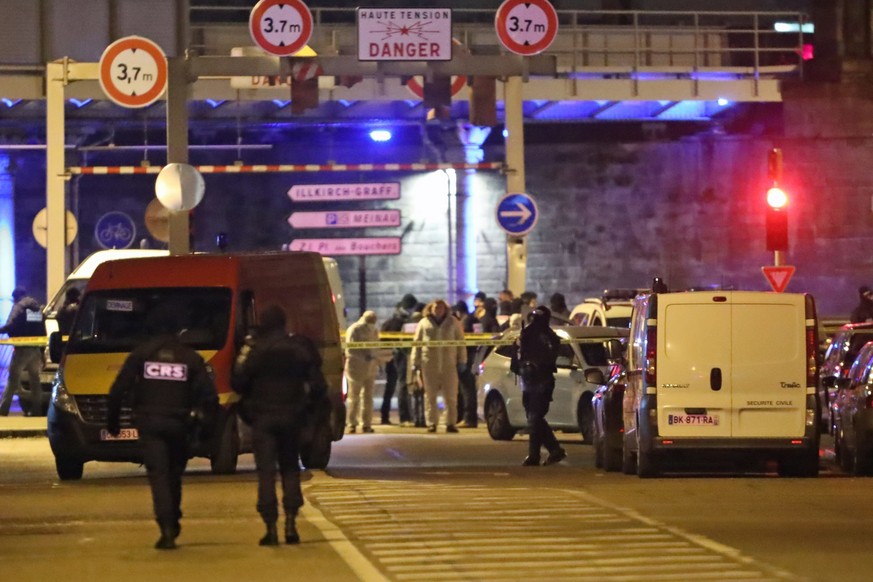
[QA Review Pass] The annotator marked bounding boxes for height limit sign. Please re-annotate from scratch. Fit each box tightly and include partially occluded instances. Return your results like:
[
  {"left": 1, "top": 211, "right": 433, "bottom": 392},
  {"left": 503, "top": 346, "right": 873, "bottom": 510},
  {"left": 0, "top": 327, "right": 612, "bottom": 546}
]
[
  {"left": 249, "top": 0, "right": 313, "bottom": 56},
  {"left": 98, "top": 36, "right": 167, "bottom": 108},
  {"left": 495, "top": 0, "right": 559, "bottom": 56}
]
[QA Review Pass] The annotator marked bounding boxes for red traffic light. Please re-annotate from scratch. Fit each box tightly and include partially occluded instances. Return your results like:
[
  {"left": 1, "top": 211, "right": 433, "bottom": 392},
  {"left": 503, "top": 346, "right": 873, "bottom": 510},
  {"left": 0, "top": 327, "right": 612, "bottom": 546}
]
[{"left": 767, "top": 186, "right": 788, "bottom": 209}]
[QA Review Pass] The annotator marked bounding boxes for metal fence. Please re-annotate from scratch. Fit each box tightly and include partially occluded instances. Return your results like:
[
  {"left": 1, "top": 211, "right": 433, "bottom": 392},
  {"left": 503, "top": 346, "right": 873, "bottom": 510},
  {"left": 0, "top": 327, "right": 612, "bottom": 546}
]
[{"left": 189, "top": 7, "right": 810, "bottom": 79}]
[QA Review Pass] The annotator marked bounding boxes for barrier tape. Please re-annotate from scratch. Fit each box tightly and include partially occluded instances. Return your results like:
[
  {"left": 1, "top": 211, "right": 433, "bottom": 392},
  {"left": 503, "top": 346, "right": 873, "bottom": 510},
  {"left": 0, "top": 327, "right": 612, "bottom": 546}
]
[{"left": 0, "top": 335, "right": 611, "bottom": 350}]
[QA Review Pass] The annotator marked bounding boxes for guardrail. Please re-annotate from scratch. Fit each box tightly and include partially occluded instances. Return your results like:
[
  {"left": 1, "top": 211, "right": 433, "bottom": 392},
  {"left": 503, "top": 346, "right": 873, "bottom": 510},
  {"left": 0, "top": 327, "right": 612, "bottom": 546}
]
[{"left": 190, "top": 7, "right": 809, "bottom": 81}]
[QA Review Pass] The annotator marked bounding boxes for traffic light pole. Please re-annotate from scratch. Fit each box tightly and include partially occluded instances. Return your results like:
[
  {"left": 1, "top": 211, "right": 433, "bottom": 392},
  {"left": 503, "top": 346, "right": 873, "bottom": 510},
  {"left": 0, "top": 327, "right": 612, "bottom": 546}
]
[{"left": 774, "top": 250, "right": 784, "bottom": 267}]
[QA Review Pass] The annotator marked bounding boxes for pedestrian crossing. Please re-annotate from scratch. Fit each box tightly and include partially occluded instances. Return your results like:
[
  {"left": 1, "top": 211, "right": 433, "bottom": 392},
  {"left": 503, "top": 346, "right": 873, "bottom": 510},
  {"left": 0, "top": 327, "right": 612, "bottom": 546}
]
[{"left": 303, "top": 477, "right": 797, "bottom": 582}]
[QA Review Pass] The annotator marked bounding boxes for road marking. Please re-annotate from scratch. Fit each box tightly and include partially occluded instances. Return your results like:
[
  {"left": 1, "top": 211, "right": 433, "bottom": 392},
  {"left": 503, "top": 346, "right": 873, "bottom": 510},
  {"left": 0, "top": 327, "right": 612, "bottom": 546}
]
[{"left": 304, "top": 478, "right": 799, "bottom": 581}]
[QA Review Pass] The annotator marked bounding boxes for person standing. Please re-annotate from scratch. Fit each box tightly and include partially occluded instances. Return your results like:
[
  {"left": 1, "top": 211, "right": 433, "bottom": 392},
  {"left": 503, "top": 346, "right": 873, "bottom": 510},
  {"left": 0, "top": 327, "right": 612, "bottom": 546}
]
[
  {"left": 410, "top": 300, "right": 466, "bottom": 433},
  {"left": 453, "top": 301, "right": 478, "bottom": 428},
  {"left": 344, "top": 310, "right": 379, "bottom": 433},
  {"left": 232, "top": 304, "right": 327, "bottom": 546},
  {"left": 0, "top": 288, "right": 46, "bottom": 417},
  {"left": 516, "top": 306, "right": 567, "bottom": 466},
  {"left": 548, "top": 293, "right": 572, "bottom": 326},
  {"left": 519, "top": 291, "right": 538, "bottom": 322},
  {"left": 106, "top": 306, "right": 218, "bottom": 549},
  {"left": 851, "top": 286, "right": 873, "bottom": 323},
  {"left": 380, "top": 294, "right": 417, "bottom": 425},
  {"left": 56, "top": 287, "right": 82, "bottom": 336}
]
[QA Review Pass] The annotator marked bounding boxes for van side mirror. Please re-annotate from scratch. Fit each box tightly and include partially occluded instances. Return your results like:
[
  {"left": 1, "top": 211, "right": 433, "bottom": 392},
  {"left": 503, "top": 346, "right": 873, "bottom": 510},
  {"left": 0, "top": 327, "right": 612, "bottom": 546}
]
[
  {"left": 606, "top": 339, "right": 623, "bottom": 361},
  {"left": 584, "top": 368, "right": 606, "bottom": 385},
  {"left": 822, "top": 376, "right": 836, "bottom": 388},
  {"left": 48, "top": 332, "right": 66, "bottom": 363},
  {"left": 834, "top": 377, "right": 852, "bottom": 390}
]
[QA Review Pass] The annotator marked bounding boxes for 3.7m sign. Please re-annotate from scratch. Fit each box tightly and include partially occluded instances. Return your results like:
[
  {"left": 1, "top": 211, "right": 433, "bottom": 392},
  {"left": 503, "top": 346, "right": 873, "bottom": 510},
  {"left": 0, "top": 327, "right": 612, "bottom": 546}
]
[{"left": 357, "top": 8, "right": 453, "bottom": 61}]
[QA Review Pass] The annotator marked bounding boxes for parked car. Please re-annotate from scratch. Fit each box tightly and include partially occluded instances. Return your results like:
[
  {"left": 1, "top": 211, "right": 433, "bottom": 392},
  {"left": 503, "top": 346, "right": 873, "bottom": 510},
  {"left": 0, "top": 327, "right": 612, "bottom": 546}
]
[
  {"left": 477, "top": 325, "right": 628, "bottom": 444},
  {"left": 832, "top": 340, "right": 873, "bottom": 475},
  {"left": 818, "top": 323, "right": 873, "bottom": 433},
  {"left": 591, "top": 345, "right": 627, "bottom": 472},
  {"left": 569, "top": 289, "right": 642, "bottom": 328}
]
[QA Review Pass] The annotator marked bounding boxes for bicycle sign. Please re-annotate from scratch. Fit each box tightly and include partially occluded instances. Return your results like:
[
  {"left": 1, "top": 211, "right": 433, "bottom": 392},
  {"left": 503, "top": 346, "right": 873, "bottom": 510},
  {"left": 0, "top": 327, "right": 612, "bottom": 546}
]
[{"left": 95, "top": 211, "right": 136, "bottom": 249}]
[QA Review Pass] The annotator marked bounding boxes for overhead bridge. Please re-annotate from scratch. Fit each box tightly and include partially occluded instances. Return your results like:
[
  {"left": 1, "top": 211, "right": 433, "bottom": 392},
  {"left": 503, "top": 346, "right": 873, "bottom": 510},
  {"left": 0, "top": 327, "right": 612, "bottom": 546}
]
[{"left": 0, "top": 8, "right": 810, "bottom": 123}]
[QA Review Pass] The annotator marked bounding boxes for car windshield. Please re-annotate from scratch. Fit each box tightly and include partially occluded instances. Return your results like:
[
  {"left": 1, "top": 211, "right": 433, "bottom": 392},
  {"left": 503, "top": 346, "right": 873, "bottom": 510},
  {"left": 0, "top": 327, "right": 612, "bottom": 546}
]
[{"left": 67, "top": 287, "right": 232, "bottom": 354}]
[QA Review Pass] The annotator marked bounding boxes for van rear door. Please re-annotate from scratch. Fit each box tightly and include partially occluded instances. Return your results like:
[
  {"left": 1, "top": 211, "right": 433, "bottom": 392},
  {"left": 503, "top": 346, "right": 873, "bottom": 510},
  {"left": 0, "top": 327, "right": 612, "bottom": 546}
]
[
  {"left": 731, "top": 294, "right": 806, "bottom": 438},
  {"left": 658, "top": 293, "right": 732, "bottom": 438}
]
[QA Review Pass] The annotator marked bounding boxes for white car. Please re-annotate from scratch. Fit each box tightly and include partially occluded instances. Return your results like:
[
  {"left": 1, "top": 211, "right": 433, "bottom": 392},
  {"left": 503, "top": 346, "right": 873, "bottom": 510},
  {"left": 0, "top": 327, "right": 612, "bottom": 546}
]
[
  {"left": 569, "top": 290, "right": 641, "bottom": 328},
  {"left": 477, "top": 326, "right": 629, "bottom": 443}
]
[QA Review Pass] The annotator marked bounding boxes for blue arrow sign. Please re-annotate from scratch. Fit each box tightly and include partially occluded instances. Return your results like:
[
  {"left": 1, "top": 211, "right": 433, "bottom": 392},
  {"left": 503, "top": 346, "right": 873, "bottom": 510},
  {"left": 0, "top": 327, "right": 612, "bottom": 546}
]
[{"left": 496, "top": 192, "right": 538, "bottom": 236}]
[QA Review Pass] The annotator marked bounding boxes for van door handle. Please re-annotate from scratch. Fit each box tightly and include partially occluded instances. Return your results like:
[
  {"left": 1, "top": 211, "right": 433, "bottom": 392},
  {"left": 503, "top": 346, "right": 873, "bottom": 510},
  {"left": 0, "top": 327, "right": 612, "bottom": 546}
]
[{"left": 710, "top": 368, "right": 722, "bottom": 391}]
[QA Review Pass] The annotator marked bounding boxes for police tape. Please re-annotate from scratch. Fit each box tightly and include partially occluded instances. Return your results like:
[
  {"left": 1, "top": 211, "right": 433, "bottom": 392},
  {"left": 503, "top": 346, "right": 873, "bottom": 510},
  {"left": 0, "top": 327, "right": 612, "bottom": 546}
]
[{"left": 0, "top": 336, "right": 50, "bottom": 347}]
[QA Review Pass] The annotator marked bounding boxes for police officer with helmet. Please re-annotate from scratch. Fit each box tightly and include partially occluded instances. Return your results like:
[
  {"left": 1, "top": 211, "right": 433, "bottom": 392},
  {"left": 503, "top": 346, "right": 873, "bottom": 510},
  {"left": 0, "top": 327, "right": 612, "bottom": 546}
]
[
  {"left": 107, "top": 304, "right": 217, "bottom": 550},
  {"left": 232, "top": 304, "right": 327, "bottom": 546}
]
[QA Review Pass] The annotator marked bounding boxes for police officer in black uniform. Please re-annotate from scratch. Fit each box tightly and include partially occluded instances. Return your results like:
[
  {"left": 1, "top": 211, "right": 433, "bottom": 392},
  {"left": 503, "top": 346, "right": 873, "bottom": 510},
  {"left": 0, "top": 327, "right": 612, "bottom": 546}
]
[
  {"left": 107, "top": 306, "right": 217, "bottom": 550},
  {"left": 232, "top": 304, "right": 327, "bottom": 546},
  {"left": 517, "top": 306, "right": 567, "bottom": 466}
]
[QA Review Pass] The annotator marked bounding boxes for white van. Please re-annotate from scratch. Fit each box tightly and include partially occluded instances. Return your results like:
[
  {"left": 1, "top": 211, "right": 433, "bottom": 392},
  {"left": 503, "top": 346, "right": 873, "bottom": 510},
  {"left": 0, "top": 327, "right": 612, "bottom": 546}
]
[{"left": 622, "top": 290, "right": 820, "bottom": 477}]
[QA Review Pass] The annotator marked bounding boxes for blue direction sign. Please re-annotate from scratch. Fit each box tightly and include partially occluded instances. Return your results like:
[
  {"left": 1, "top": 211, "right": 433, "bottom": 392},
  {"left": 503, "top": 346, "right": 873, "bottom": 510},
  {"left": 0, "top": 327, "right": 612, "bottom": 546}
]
[
  {"left": 496, "top": 192, "right": 538, "bottom": 236},
  {"left": 95, "top": 211, "right": 136, "bottom": 249}
]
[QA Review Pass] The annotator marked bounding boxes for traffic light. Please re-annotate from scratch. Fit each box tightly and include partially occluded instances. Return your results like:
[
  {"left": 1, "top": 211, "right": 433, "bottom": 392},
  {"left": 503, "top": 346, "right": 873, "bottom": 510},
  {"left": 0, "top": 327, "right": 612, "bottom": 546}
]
[{"left": 766, "top": 186, "right": 788, "bottom": 252}]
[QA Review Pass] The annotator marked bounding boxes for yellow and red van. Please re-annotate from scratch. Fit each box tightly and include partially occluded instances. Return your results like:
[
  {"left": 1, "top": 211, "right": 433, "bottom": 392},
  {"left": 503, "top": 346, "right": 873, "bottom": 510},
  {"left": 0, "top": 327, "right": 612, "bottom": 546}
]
[{"left": 47, "top": 252, "right": 344, "bottom": 480}]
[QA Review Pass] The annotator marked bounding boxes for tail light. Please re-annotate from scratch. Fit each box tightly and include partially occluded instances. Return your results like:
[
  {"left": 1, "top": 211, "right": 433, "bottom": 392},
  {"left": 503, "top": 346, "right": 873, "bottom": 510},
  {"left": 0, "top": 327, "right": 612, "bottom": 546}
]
[
  {"left": 805, "top": 295, "right": 818, "bottom": 389},
  {"left": 645, "top": 327, "right": 657, "bottom": 386}
]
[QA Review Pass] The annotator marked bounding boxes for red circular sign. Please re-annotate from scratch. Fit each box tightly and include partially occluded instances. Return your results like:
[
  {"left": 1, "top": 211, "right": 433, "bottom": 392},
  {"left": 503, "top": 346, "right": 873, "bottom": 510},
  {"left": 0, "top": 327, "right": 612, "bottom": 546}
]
[
  {"left": 495, "top": 0, "right": 559, "bottom": 56},
  {"left": 99, "top": 36, "right": 168, "bottom": 108},
  {"left": 249, "top": 0, "right": 313, "bottom": 57},
  {"left": 406, "top": 76, "right": 467, "bottom": 99}
]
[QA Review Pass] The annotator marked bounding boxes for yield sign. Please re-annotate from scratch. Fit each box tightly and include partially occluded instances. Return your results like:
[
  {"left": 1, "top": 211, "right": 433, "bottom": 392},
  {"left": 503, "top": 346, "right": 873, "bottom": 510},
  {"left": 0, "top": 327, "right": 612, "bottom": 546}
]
[{"left": 762, "top": 265, "right": 795, "bottom": 293}]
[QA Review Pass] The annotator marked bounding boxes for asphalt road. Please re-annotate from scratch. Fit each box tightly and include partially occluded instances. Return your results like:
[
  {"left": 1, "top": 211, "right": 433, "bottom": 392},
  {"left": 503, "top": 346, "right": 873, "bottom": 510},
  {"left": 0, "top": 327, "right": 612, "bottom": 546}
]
[{"left": 0, "top": 427, "right": 867, "bottom": 582}]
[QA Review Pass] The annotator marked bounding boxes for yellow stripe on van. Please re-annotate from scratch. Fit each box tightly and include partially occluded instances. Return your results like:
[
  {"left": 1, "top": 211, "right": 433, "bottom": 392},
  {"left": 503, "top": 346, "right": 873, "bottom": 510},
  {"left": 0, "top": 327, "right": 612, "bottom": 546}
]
[{"left": 64, "top": 350, "right": 218, "bottom": 396}]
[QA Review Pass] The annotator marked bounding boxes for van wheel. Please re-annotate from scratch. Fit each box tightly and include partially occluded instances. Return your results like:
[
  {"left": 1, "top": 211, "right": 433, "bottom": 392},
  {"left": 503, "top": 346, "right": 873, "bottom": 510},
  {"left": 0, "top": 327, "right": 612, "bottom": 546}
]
[
  {"left": 637, "top": 448, "right": 659, "bottom": 478},
  {"left": 852, "top": 440, "right": 873, "bottom": 476},
  {"left": 55, "top": 456, "right": 84, "bottom": 481},
  {"left": 603, "top": 440, "right": 623, "bottom": 473},
  {"left": 210, "top": 411, "right": 239, "bottom": 475},
  {"left": 576, "top": 396, "right": 594, "bottom": 445},
  {"left": 778, "top": 451, "right": 819, "bottom": 478},
  {"left": 621, "top": 441, "right": 636, "bottom": 475},
  {"left": 838, "top": 431, "right": 854, "bottom": 473},
  {"left": 300, "top": 423, "right": 332, "bottom": 469},
  {"left": 484, "top": 394, "right": 515, "bottom": 441}
]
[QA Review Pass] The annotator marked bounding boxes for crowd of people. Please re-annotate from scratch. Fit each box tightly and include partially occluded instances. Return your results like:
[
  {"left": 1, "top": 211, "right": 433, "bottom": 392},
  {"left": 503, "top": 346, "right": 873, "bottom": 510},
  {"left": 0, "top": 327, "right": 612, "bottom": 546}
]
[{"left": 344, "top": 288, "right": 576, "bottom": 434}]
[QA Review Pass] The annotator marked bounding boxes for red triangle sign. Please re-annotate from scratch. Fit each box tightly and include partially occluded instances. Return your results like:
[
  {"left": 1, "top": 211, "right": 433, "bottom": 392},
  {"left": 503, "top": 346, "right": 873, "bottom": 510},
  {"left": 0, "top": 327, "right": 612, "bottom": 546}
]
[{"left": 762, "top": 265, "right": 796, "bottom": 293}]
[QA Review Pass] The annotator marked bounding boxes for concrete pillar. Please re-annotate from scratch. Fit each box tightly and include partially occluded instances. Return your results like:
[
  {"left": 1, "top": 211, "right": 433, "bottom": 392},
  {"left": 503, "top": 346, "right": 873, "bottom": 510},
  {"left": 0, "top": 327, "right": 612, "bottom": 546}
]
[
  {"left": 504, "top": 76, "right": 527, "bottom": 297},
  {"left": 455, "top": 123, "right": 492, "bottom": 305},
  {"left": 0, "top": 154, "right": 14, "bottom": 316},
  {"left": 166, "top": 57, "right": 191, "bottom": 255},
  {"left": 45, "top": 61, "right": 67, "bottom": 301}
]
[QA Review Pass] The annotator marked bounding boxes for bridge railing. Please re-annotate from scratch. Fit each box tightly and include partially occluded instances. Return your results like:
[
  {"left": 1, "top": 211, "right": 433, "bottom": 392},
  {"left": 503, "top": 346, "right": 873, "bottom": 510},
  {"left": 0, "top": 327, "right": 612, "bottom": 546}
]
[{"left": 189, "top": 7, "right": 810, "bottom": 80}]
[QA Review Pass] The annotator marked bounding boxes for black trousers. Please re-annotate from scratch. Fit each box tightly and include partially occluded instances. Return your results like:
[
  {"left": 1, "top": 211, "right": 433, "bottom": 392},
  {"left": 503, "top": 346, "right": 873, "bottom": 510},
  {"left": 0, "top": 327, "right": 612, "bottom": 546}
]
[
  {"left": 457, "top": 362, "right": 477, "bottom": 424},
  {"left": 522, "top": 381, "right": 559, "bottom": 460},
  {"left": 137, "top": 415, "right": 189, "bottom": 529},
  {"left": 381, "top": 351, "right": 411, "bottom": 423},
  {"left": 252, "top": 415, "right": 303, "bottom": 523}
]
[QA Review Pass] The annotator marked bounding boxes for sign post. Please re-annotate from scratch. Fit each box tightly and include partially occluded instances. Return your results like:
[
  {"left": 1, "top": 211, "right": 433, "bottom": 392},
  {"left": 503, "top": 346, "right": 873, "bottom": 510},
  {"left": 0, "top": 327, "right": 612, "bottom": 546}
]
[
  {"left": 495, "top": 0, "right": 559, "bottom": 56},
  {"left": 98, "top": 36, "right": 168, "bottom": 108}
]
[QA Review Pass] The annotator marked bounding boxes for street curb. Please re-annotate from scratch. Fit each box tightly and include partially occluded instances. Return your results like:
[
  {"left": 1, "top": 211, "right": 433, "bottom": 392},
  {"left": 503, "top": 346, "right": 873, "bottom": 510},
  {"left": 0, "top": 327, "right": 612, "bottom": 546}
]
[{"left": 0, "top": 430, "right": 47, "bottom": 438}]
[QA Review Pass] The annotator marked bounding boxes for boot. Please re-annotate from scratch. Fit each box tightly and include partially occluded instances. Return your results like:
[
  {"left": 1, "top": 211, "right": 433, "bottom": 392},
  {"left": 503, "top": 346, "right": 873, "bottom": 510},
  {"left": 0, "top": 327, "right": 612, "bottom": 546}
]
[
  {"left": 155, "top": 526, "right": 177, "bottom": 550},
  {"left": 285, "top": 517, "right": 300, "bottom": 544},
  {"left": 259, "top": 522, "right": 279, "bottom": 546}
]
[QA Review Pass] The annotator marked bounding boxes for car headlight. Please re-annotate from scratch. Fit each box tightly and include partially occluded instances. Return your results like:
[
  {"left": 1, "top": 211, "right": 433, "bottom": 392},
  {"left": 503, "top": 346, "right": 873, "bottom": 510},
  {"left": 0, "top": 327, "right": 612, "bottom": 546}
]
[{"left": 51, "top": 370, "right": 79, "bottom": 416}]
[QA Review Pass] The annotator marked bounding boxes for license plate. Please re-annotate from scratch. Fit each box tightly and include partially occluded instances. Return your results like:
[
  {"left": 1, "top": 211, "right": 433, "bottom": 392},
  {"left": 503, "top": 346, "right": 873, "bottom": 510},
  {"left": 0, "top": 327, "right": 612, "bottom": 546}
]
[
  {"left": 99, "top": 428, "right": 139, "bottom": 441},
  {"left": 667, "top": 414, "right": 720, "bottom": 426}
]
